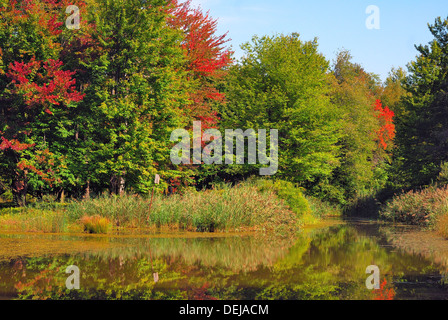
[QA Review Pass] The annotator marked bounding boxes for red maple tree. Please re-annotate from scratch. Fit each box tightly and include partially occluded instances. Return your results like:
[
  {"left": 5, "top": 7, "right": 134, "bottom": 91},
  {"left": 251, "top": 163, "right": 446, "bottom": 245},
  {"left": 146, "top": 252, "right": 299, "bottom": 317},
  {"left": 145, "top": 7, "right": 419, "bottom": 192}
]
[
  {"left": 374, "top": 99, "right": 395, "bottom": 150},
  {"left": 1, "top": 57, "right": 84, "bottom": 205},
  {"left": 168, "top": 0, "right": 232, "bottom": 130}
]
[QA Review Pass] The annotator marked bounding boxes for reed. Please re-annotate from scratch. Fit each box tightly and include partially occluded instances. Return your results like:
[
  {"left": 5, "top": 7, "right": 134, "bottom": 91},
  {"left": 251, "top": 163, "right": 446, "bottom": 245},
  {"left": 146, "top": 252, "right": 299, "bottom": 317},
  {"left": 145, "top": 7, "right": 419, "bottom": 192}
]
[
  {"left": 0, "top": 209, "right": 67, "bottom": 233},
  {"left": 63, "top": 181, "right": 300, "bottom": 234},
  {"left": 380, "top": 185, "right": 448, "bottom": 227},
  {"left": 80, "top": 215, "right": 112, "bottom": 234}
]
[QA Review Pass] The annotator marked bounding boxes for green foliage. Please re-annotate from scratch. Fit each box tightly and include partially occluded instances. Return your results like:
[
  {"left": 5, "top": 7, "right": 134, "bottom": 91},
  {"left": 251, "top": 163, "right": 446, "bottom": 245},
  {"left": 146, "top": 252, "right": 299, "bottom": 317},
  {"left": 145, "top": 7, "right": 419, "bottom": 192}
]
[
  {"left": 78, "top": 0, "right": 190, "bottom": 194},
  {"left": 220, "top": 34, "right": 342, "bottom": 189},
  {"left": 392, "top": 17, "right": 448, "bottom": 189},
  {"left": 256, "top": 180, "right": 311, "bottom": 217},
  {"left": 328, "top": 50, "right": 389, "bottom": 204}
]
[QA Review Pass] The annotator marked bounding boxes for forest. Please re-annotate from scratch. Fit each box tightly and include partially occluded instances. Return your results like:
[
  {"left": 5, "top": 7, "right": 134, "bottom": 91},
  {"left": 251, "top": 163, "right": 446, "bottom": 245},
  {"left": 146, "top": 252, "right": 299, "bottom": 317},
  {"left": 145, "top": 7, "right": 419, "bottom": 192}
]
[{"left": 0, "top": 0, "right": 448, "bottom": 236}]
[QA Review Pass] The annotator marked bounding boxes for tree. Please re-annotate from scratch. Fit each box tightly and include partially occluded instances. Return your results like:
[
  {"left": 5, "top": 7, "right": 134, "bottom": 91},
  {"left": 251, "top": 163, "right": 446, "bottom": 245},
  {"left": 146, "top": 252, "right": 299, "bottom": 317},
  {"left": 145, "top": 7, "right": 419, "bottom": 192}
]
[
  {"left": 168, "top": 0, "right": 232, "bottom": 130},
  {"left": 221, "top": 34, "right": 342, "bottom": 192},
  {"left": 329, "top": 51, "right": 393, "bottom": 203},
  {"left": 393, "top": 17, "right": 448, "bottom": 189},
  {"left": 79, "top": 0, "right": 189, "bottom": 194},
  {"left": 0, "top": 0, "right": 84, "bottom": 205}
]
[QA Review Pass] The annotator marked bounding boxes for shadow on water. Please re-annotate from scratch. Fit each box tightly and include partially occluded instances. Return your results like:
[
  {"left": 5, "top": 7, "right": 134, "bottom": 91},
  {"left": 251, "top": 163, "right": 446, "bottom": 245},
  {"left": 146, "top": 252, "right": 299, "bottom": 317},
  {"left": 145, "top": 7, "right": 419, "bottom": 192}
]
[{"left": 0, "top": 218, "right": 448, "bottom": 300}]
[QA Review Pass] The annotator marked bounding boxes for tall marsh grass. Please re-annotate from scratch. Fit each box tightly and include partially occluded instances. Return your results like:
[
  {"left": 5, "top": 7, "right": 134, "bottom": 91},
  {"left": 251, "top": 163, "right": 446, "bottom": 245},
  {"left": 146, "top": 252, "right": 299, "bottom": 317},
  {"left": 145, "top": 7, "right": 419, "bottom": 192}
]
[
  {"left": 0, "top": 209, "right": 67, "bottom": 233},
  {"left": 380, "top": 185, "right": 448, "bottom": 226},
  {"left": 0, "top": 180, "right": 330, "bottom": 235},
  {"left": 64, "top": 181, "right": 300, "bottom": 234}
]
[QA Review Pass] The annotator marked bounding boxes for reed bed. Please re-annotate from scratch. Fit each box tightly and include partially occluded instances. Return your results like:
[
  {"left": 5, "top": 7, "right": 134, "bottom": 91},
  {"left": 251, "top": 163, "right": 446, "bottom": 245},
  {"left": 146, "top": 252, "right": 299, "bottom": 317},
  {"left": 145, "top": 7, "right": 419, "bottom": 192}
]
[
  {"left": 65, "top": 182, "right": 300, "bottom": 234},
  {"left": 380, "top": 185, "right": 448, "bottom": 227},
  {"left": 0, "top": 180, "right": 325, "bottom": 235}
]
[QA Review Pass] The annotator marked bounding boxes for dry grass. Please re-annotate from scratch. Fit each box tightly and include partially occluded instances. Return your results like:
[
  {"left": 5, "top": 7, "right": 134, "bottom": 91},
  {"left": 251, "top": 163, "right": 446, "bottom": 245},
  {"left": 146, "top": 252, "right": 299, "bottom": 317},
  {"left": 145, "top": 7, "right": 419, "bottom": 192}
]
[
  {"left": 80, "top": 215, "right": 112, "bottom": 234},
  {"left": 436, "top": 213, "right": 448, "bottom": 239},
  {"left": 0, "top": 209, "right": 67, "bottom": 233},
  {"left": 380, "top": 185, "right": 448, "bottom": 227}
]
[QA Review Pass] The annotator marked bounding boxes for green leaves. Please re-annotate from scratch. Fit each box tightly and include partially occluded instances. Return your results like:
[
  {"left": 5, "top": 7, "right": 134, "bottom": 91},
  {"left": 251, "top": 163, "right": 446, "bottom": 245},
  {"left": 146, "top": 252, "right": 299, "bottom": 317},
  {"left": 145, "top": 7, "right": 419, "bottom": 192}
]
[
  {"left": 393, "top": 16, "right": 448, "bottom": 189},
  {"left": 221, "top": 34, "right": 341, "bottom": 190}
]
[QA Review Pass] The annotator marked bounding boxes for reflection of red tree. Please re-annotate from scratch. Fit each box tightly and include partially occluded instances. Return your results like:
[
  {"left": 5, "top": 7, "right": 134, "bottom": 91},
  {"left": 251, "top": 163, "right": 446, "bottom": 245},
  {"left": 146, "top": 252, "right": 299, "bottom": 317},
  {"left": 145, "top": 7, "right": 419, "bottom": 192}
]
[
  {"left": 374, "top": 100, "right": 395, "bottom": 150},
  {"left": 373, "top": 278, "right": 396, "bottom": 300},
  {"left": 190, "top": 282, "right": 218, "bottom": 300}
]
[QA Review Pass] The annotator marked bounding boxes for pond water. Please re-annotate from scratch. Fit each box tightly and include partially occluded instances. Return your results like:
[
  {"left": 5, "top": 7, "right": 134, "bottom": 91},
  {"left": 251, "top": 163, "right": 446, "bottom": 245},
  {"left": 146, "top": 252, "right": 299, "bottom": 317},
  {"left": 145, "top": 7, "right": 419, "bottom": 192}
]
[{"left": 0, "top": 218, "right": 448, "bottom": 300}]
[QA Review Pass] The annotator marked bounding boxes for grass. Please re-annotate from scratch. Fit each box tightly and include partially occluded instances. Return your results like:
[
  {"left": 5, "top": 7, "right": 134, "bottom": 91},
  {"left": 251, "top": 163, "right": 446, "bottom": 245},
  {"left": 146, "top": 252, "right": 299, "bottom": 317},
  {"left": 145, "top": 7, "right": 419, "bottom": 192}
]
[
  {"left": 0, "top": 179, "right": 338, "bottom": 235},
  {"left": 380, "top": 185, "right": 448, "bottom": 227},
  {"left": 80, "top": 215, "right": 112, "bottom": 234},
  {"left": 436, "top": 213, "right": 448, "bottom": 239},
  {"left": 0, "top": 208, "right": 67, "bottom": 233}
]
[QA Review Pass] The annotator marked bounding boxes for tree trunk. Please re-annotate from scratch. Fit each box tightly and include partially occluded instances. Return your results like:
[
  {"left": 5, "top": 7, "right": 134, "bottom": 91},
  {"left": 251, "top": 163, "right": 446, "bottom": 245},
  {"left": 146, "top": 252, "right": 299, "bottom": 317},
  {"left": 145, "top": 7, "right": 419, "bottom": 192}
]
[
  {"left": 12, "top": 178, "right": 27, "bottom": 207},
  {"left": 84, "top": 180, "right": 90, "bottom": 199},
  {"left": 110, "top": 174, "right": 125, "bottom": 195},
  {"left": 110, "top": 174, "right": 118, "bottom": 195},
  {"left": 118, "top": 176, "right": 125, "bottom": 195}
]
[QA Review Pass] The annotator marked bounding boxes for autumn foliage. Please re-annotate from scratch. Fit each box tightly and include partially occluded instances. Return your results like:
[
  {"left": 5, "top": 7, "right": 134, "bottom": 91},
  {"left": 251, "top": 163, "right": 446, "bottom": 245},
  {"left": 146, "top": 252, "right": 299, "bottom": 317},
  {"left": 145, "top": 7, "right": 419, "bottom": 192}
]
[
  {"left": 168, "top": 0, "right": 232, "bottom": 130},
  {"left": 372, "top": 278, "right": 396, "bottom": 300},
  {"left": 374, "top": 99, "right": 395, "bottom": 150}
]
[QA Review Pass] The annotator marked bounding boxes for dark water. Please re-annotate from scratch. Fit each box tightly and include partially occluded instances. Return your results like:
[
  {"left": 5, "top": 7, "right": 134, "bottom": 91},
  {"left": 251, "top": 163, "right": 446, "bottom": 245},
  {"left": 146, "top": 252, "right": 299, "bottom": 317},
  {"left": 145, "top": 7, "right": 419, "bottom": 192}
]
[{"left": 0, "top": 219, "right": 447, "bottom": 300}]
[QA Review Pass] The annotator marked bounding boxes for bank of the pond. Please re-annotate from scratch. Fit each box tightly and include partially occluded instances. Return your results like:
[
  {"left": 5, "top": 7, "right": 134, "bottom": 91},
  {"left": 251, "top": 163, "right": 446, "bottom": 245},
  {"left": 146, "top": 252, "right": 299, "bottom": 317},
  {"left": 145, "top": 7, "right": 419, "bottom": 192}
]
[
  {"left": 379, "top": 184, "right": 448, "bottom": 239},
  {"left": 0, "top": 180, "right": 340, "bottom": 236}
]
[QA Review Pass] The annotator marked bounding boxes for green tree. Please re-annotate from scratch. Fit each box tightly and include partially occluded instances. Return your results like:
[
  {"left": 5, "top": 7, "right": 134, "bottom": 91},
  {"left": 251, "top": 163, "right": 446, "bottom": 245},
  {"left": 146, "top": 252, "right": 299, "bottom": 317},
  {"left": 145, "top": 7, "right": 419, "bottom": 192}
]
[
  {"left": 393, "top": 17, "right": 448, "bottom": 189},
  {"left": 221, "top": 34, "right": 342, "bottom": 193},
  {"left": 80, "top": 0, "right": 189, "bottom": 194},
  {"left": 329, "top": 50, "right": 389, "bottom": 204}
]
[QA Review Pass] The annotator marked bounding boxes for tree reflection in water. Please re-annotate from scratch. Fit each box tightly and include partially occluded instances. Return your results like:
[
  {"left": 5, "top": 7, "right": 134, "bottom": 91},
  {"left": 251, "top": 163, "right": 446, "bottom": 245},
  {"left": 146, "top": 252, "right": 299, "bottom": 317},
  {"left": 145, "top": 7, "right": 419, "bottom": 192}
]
[{"left": 0, "top": 220, "right": 447, "bottom": 300}]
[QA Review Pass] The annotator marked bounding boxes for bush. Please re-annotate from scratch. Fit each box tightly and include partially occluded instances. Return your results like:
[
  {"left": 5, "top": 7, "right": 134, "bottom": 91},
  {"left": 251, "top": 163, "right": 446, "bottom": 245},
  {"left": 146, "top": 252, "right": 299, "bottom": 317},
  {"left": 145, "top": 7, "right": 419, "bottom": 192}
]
[
  {"left": 80, "top": 215, "right": 112, "bottom": 234},
  {"left": 380, "top": 185, "right": 448, "bottom": 226},
  {"left": 256, "top": 180, "right": 311, "bottom": 216}
]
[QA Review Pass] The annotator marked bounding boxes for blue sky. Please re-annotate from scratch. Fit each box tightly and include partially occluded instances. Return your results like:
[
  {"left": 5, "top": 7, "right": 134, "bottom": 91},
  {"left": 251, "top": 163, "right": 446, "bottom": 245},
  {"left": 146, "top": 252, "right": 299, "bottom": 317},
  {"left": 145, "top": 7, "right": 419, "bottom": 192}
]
[{"left": 188, "top": 0, "right": 448, "bottom": 82}]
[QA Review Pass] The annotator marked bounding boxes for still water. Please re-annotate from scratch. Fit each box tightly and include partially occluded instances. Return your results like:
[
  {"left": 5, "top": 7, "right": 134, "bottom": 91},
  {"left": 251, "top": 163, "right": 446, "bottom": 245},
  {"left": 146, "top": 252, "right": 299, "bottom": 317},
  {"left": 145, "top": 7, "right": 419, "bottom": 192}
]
[{"left": 0, "top": 218, "right": 447, "bottom": 300}]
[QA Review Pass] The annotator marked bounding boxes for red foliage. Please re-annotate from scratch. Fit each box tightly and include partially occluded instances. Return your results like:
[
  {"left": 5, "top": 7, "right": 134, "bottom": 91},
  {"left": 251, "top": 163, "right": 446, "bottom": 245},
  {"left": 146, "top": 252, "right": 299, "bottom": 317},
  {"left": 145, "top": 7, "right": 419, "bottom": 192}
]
[
  {"left": 168, "top": 0, "right": 232, "bottom": 130},
  {"left": 0, "top": 137, "right": 35, "bottom": 152},
  {"left": 7, "top": 57, "right": 85, "bottom": 112},
  {"left": 373, "top": 278, "right": 396, "bottom": 300},
  {"left": 2, "top": 55, "right": 84, "bottom": 187},
  {"left": 374, "top": 99, "right": 395, "bottom": 150}
]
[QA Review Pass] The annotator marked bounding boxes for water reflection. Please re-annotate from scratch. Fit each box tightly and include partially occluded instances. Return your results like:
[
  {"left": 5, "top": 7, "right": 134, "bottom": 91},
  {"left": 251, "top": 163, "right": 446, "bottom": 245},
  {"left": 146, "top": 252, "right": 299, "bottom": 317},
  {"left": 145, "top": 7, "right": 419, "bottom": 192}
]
[{"left": 0, "top": 219, "right": 447, "bottom": 300}]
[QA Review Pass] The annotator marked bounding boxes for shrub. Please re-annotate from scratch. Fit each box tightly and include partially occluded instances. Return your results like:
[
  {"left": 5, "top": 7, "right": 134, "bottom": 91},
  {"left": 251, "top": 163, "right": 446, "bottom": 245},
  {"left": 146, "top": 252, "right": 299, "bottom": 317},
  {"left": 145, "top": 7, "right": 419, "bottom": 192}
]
[
  {"left": 80, "top": 215, "right": 112, "bottom": 234},
  {"left": 256, "top": 180, "right": 311, "bottom": 217}
]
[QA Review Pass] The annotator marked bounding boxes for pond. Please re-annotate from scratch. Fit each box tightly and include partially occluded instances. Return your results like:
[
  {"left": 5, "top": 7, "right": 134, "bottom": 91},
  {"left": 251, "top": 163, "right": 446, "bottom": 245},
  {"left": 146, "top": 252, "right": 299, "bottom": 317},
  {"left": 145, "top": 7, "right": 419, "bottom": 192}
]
[{"left": 0, "top": 218, "right": 447, "bottom": 300}]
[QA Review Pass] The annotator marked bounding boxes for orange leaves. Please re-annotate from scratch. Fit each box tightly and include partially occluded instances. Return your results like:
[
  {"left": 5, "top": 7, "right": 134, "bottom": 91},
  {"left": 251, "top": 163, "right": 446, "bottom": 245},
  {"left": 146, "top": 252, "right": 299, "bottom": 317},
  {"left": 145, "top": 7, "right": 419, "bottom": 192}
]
[
  {"left": 374, "top": 99, "right": 395, "bottom": 150},
  {"left": 0, "top": 137, "right": 35, "bottom": 152}
]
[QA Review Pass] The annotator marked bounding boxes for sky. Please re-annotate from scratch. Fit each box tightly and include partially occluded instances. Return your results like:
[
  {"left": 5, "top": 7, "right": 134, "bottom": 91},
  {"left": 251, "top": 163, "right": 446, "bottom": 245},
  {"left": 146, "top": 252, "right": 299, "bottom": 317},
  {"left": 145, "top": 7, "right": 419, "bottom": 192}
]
[{"left": 187, "top": 0, "right": 448, "bottom": 82}]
